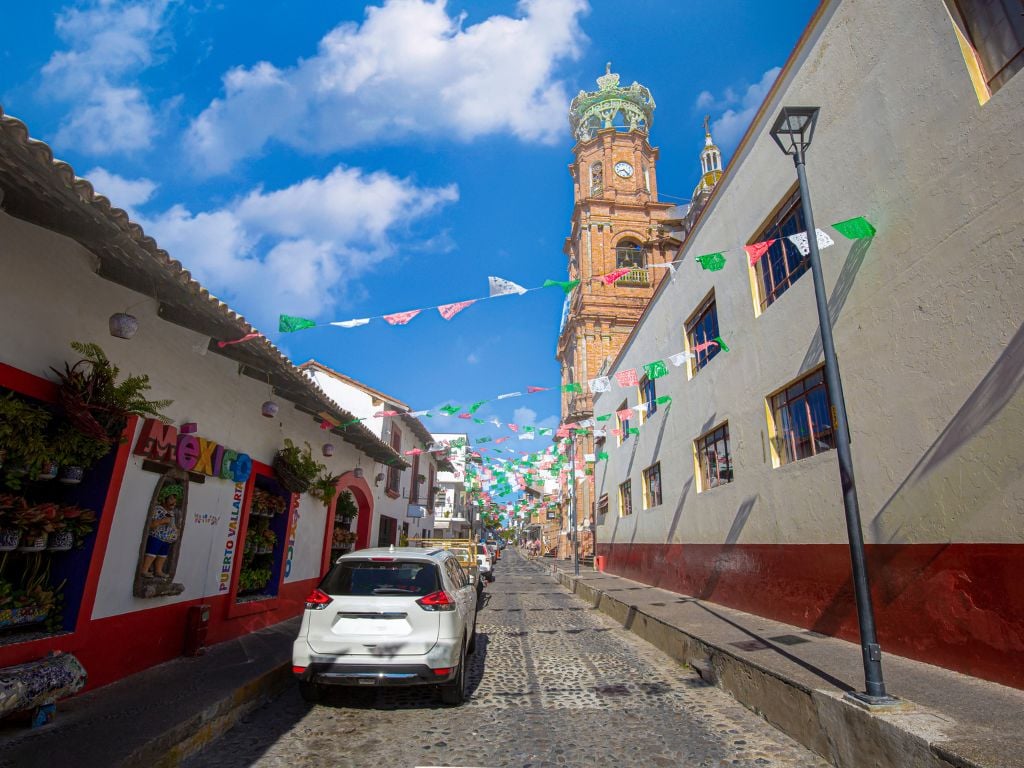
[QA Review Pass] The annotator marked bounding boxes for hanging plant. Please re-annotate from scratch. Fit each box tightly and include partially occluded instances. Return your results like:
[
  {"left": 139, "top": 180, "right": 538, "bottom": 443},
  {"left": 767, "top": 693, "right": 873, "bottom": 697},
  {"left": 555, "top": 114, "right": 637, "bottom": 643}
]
[
  {"left": 309, "top": 472, "right": 341, "bottom": 508},
  {"left": 272, "top": 439, "right": 324, "bottom": 494},
  {"left": 51, "top": 341, "right": 172, "bottom": 445}
]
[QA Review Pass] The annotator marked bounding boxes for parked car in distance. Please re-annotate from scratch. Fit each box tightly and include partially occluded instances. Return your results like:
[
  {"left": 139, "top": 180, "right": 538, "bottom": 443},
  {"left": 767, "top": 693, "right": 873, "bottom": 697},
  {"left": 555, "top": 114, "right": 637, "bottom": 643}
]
[
  {"left": 485, "top": 540, "right": 499, "bottom": 562},
  {"left": 293, "top": 546, "right": 478, "bottom": 705},
  {"left": 477, "top": 549, "right": 494, "bottom": 583}
]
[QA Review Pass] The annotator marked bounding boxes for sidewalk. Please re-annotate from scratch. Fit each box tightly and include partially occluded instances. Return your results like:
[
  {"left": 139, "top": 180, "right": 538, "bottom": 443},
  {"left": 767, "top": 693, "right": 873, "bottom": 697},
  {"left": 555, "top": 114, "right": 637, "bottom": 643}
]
[
  {"left": 538, "top": 555, "right": 1023, "bottom": 768},
  {"left": 0, "top": 618, "right": 298, "bottom": 768}
]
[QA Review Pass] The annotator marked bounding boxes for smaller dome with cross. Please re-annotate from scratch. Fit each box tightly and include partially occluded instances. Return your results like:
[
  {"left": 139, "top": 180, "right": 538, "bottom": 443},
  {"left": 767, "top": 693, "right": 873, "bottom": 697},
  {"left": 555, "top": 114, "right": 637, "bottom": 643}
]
[{"left": 568, "top": 63, "right": 656, "bottom": 143}]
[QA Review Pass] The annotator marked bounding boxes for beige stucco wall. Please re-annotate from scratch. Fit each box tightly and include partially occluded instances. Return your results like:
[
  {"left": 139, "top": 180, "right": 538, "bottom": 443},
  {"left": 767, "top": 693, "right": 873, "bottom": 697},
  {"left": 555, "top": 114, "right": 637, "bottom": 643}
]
[
  {"left": 595, "top": 0, "right": 1024, "bottom": 548},
  {"left": 0, "top": 211, "right": 371, "bottom": 618}
]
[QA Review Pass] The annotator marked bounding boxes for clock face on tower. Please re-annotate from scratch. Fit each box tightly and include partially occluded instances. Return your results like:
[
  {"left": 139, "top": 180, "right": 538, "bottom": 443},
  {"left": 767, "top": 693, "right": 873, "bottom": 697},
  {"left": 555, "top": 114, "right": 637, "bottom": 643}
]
[{"left": 614, "top": 161, "right": 634, "bottom": 178}]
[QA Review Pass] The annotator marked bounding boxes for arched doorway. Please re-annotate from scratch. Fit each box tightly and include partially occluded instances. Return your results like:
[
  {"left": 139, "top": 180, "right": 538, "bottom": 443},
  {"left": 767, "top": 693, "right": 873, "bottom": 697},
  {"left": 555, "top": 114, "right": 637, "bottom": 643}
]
[{"left": 319, "top": 470, "right": 374, "bottom": 574}]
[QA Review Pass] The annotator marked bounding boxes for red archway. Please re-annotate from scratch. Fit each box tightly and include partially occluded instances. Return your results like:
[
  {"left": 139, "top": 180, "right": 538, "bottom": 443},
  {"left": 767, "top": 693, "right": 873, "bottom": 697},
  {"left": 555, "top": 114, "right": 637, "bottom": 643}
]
[{"left": 319, "top": 470, "right": 374, "bottom": 575}]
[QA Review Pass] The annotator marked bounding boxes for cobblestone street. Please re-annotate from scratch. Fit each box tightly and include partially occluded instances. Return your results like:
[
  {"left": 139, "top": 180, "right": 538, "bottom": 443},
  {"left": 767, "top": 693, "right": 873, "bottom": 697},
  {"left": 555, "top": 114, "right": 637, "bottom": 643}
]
[{"left": 185, "top": 550, "right": 827, "bottom": 768}]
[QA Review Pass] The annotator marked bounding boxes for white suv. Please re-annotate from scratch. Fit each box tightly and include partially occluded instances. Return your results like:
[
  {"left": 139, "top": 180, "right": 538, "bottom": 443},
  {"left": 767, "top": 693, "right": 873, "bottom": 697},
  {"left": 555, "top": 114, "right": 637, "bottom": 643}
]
[{"left": 293, "top": 547, "right": 478, "bottom": 705}]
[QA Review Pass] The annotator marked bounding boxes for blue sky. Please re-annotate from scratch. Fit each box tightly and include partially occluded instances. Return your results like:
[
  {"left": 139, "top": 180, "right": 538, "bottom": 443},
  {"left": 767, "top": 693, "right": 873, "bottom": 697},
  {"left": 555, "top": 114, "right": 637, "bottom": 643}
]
[{"left": 1, "top": 0, "right": 818, "bottom": 442}]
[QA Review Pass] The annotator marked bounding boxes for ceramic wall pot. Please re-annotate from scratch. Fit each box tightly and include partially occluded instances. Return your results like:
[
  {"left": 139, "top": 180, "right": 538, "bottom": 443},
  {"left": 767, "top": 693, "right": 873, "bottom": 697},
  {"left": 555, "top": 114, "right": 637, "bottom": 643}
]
[
  {"left": 261, "top": 401, "right": 279, "bottom": 418},
  {"left": 109, "top": 312, "right": 139, "bottom": 339},
  {"left": 58, "top": 466, "right": 84, "bottom": 485}
]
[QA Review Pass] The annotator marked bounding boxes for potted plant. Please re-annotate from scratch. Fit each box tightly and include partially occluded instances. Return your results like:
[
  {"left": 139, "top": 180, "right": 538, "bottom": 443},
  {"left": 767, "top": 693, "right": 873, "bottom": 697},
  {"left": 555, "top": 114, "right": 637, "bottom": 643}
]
[
  {"left": 51, "top": 340, "right": 172, "bottom": 449},
  {"left": 335, "top": 489, "right": 358, "bottom": 520},
  {"left": 272, "top": 439, "right": 324, "bottom": 494},
  {"left": 60, "top": 504, "right": 97, "bottom": 548},
  {"left": 262, "top": 530, "right": 277, "bottom": 553},
  {"left": 0, "top": 494, "right": 27, "bottom": 550},
  {"left": 51, "top": 424, "right": 112, "bottom": 484},
  {"left": 0, "top": 393, "right": 53, "bottom": 489},
  {"left": 14, "top": 504, "right": 58, "bottom": 551}
]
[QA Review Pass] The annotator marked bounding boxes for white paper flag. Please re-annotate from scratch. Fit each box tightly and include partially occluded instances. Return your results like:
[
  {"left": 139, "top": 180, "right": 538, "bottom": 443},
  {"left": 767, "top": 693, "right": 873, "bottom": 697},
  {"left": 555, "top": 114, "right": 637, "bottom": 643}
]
[
  {"left": 584, "top": 453, "right": 596, "bottom": 463},
  {"left": 787, "top": 229, "right": 835, "bottom": 256},
  {"left": 632, "top": 404, "right": 648, "bottom": 413},
  {"left": 518, "top": 432, "right": 535, "bottom": 440},
  {"left": 593, "top": 429, "right": 607, "bottom": 438},
  {"left": 648, "top": 262, "right": 678, "bottom": 275},
  {"left": 588, "top": 376, "right": 612, "bottom": 393},
  {"left": 489, "top": 276, "right": 528, "bottom": 297},
  {"left": 668, "top": 351, "right": 692, "bottom": 367},
  {"left": 497, "top": 392, "right": 522, "bottom": 399},
  {"left": 332, "top": 318, "right": 370, "bottom": 328},
  {"left": 490, "top": 418, "right": 503, "bottom": 428},
  {"left": 577, "top": 418, "right": 595, "bottom": 428}
]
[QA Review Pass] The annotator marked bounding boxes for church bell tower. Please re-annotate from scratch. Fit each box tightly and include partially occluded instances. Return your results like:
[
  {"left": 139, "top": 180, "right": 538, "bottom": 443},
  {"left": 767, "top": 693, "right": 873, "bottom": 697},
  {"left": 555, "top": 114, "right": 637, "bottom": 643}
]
[{"left": 555, "top": 64, "right": 675, "bottom": 534}]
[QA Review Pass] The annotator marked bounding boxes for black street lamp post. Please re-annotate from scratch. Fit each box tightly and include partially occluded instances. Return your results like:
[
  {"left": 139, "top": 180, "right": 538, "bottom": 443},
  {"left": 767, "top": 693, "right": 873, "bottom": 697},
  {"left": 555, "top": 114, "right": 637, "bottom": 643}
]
[{"left": 770, "top": 107, "right": 895, "bottom": 706}]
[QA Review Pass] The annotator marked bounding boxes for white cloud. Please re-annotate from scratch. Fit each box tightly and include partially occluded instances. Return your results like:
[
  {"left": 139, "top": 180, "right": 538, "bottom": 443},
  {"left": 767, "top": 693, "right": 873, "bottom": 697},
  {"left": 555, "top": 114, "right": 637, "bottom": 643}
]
[
  {"left": 186, "top": 0, "right": 589, "bottom": 173},
  {"left": 512, "top": 406, "right": 558, "bottom": 431},
  {"left": 84, "top": 166, "right": 157, "bottom": 216},
  {"left": 134, "top": 165, "right": 458, "bottom": 330},
  {"left": 42, "top": 0, "right": 172, "bottom": 154},
  {"left": 699, "top": 66, "right": 781, "bottom": 148}
]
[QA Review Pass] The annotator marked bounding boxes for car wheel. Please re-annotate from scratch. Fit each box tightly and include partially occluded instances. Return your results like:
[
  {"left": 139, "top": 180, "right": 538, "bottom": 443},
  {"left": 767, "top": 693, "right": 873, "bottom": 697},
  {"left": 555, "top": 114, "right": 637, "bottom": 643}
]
[
  {"left": 468, "top": 618, "right": 478, "bottom": 655},
  {"left": 439, "top": 643, "right": 467, "bottom": 705},
  {"left": 298, "top": 679, "right": 323, "bottom": 704}
]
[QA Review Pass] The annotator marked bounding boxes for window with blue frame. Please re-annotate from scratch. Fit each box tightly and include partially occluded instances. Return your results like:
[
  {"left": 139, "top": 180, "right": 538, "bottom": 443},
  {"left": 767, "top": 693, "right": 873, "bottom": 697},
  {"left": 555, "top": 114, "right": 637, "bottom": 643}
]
[
  {"left": 686, "top": 292, "right": 720, "bottom": 375},
  {"left": 638, "top": 375, "right": 657, "bottom": 421},
  {"left": 616, "top": 400, "right": 629, "bottom": 445},
  {"left": 769, "top": 368, "right": 836, "bottom": 465},
  {"left": 752, "top": 188, "right": 808, "bottom": 311}
]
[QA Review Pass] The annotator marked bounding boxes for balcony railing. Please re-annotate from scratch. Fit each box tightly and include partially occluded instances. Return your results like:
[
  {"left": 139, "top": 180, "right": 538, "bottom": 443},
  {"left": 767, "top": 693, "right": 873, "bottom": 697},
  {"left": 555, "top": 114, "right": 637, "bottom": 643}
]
[{"left": 615, "top": 267, "right": 649, "bottom": 286}]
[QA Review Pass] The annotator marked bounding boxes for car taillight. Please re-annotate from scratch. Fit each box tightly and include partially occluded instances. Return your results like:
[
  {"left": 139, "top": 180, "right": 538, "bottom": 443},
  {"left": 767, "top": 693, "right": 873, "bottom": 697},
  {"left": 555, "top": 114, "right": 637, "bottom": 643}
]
[
  {"left": 305, "top": 588, "right": 332, "bottom": 610},
  {"left": 432, "top": 667, "right": 452, "bottom": 676},
  {"left": 416, "top": 590, "right": 456, "bottom": 611},
  {"left": 292, "top": 665, "right": 307, "bottom": 675}
]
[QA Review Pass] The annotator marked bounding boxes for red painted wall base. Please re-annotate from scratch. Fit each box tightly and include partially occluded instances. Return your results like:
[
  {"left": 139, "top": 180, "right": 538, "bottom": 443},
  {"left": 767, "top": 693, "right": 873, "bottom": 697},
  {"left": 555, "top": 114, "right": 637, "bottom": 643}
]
[
  {"left": 596, "top": 542, "right": 1024, "bottom": 690},
  {"left": 0, "top": 578, "right": 316, "bottom": 691}
]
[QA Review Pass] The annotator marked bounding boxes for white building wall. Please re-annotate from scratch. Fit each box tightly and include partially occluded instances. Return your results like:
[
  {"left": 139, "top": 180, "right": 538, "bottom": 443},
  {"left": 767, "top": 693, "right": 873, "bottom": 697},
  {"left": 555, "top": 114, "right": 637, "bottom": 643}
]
[
  {"left": 594, "top": 0, "right": 1024, "bottom": 549},
  {"left": 0, "top": 211, "right": 367, "bottom": 620}
]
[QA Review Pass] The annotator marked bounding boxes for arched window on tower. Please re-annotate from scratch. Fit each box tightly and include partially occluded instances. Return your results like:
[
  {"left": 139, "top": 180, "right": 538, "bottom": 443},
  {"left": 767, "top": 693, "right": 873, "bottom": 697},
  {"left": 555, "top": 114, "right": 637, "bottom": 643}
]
[
  {"left": 643, "top": 164, "right": 650, "bottom": 192},
  {"left": 590, "top": 162, "right": 604, "bottom": 196},
  {"left": 615, "top": 240, "right": 645, "bottom": 270}
]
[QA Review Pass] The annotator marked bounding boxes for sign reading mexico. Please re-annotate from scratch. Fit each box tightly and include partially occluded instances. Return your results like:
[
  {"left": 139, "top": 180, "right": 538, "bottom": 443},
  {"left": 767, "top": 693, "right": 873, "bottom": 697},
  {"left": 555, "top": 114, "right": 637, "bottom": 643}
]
[{"left": 133, "top": 419, "right": 252, "bottom": 483}]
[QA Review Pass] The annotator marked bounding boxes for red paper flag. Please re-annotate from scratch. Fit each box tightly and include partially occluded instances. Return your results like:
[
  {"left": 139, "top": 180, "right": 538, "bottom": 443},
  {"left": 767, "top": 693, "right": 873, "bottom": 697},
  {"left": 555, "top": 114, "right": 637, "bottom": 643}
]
[
  {"left": 692, "top": 340, "right": 719, "bottom": 354},
  {"left": 458, "top": 413, "right": 472, "bottom": 420},
  {"left": 437, "top": 300, "right": 475, "bottom": 321},
  {"left": 217, "top": 332, "right": 261, "bottom": 348},
  {"left": 600, "top": 267, "right": 632, "bottom": 285},
  {"left": 615, "top": 369, "right": 639, "bottom": 388},
  {"left": 744, "top": 239, "right": 776, "bottom": 266},
  {"left": 374, "top": 410, "right": 399, "bottom": 417},
  {"left": 384, "top": 309, "right": 421, "bottom": 326},
  {"left": 404, "top": 448, "right": 423, "bottom": 455},
  {"left": 611, "top": 428, "right": 622, "bottom": 437},
  {"left": 616, "top": 408, "right": 633, "bottom": 420},
  {"left": 508, "top": 424, "right": 519, "bottom": 432},
  {"left": 527, "top": 386, "right": 549, "bottom": 393},
  {"left": 495, "top": 437, "right": 509, "bottom": 443}
]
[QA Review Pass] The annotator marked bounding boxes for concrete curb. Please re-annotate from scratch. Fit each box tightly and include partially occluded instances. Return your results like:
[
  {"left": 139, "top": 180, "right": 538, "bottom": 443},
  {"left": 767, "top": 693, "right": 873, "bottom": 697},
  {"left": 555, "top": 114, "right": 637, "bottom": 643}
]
[
  {"left": 544, "top": 563, "right": 987, "bottom": 768},
  {"left": 127, "top": 661, "right": 292, "bottom": 768}
]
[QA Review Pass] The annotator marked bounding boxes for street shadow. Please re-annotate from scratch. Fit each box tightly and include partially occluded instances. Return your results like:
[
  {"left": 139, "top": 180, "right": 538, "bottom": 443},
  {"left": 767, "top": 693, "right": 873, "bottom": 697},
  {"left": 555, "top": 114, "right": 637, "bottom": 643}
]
[
  {"left": 695, "top": 495, "right": 758, "bottom": 600},
  {"left": 684, "top": 599, "right": 856, "bottom": 692},
  {"left": 664, "top": 477, "right": 693, "bottom": 544},
  {"left": 800, "top": 237, "right": 873, "bottom": 372}
]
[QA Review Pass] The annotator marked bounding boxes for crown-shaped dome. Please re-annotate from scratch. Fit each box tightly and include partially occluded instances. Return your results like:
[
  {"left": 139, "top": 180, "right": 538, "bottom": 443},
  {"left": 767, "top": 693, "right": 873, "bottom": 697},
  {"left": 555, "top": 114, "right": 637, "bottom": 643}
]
[{"left": 568, "top": 63, "right": 655, "bottom": 143}]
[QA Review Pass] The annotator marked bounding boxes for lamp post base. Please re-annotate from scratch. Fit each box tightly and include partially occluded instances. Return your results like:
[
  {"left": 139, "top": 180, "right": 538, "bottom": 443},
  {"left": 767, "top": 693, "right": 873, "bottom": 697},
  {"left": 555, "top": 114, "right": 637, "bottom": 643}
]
[{"left": 844, "top": 691, "right": 902, "bottom": 710}]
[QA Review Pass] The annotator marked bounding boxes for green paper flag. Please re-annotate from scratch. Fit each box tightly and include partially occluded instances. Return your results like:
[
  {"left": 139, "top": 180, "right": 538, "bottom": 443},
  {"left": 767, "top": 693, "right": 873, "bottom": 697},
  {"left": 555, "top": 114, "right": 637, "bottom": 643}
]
[
  {"left": 573, "top": 428, "right": 588, "bottom": 435},
  {"left": 585, "top": 468, "right": 594, "bottom": 476},
  {"left": 596, "top": 451, "right": 609, "bottom": 460},
  {"left": 561, "top": 382, "right": 583, "bottom": 393},
  {"left": 524, "top": 426, "right": 535, "bottom": 432},
  {"left": 477, "top": 437, "right": 491, "bottom": 443},
  {"left": 655, "top": 395, "right": 673, "bottom": 406},
  {"left": 831, "top": 216, "right": 876, "bottom": 240},
  {"left": 643, "top": 360, "right": 669, "bottom": 380},
  {"left": 696, "top": 252, "right": 727, "bottom": 271},
  {"left": 539, "top": 428, "right": 553, "bottom": 436},
  {"left": 473, "top": 418, "right": 485, "bottom": 424},
  {"left": 628, "top": 427, "right": 640, "bottom": 436},
  {"left": 543, "top": 278, "right": 581, "bottom": 294},
  {"left": 713, "top": 336, "right": 730, "bottom": 353},
  {"left": 279, "top": 314, "right": 316, "bottom": 333},
  {"left": 440, "top": 405, "right": 460, "bottom": 415},
  {"left": 468, "top": 400, "right": 487, "bottom": 413},
  {"left": 595, "top": 414, "right": 612, "bottom": 422}
]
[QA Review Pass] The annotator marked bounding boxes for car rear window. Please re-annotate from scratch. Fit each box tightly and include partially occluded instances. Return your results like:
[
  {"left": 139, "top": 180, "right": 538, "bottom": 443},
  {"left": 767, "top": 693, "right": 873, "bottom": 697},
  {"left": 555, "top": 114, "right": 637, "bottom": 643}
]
[{"left": 320, "top": 561, "right": 440, "bottom": 597}]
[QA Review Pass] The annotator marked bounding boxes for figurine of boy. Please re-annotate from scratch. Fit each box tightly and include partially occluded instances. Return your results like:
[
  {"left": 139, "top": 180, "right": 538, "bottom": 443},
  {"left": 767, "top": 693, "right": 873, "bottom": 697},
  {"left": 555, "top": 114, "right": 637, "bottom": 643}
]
[{"left": 141, "top": 483, "right": 182, "bottom": 579}]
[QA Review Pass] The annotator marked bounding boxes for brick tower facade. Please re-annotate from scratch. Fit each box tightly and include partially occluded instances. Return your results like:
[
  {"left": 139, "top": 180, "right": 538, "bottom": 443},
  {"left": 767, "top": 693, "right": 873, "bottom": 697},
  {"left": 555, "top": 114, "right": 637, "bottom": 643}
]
[{"left": 555, "top": 65, "right": 676, "bottom": 543}]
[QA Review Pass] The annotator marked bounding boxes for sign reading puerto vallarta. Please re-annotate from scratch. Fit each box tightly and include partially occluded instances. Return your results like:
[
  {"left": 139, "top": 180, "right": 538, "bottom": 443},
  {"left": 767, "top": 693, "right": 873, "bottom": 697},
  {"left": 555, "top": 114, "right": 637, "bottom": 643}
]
[{"left": 133, "top": 419, "right": 253, "bottom": 483}]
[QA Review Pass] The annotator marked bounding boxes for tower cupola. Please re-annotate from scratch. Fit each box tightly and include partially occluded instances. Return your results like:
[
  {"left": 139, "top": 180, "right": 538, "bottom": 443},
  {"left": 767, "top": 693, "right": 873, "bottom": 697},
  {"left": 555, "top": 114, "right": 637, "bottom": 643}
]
[
  {"left": 568, "top": 62, "right": 656, "bottom": 143},
  {"left": 694, "top": 114, "right": 723, "bottom": 196}
]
